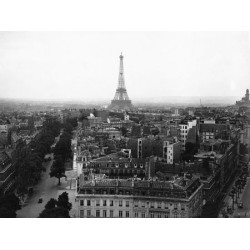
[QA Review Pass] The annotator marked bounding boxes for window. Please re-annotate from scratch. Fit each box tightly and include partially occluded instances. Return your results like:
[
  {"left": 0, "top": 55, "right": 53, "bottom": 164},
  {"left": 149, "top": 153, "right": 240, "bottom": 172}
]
[
  {"left": 165, "top": 203, "right": 169, "bottom": 209},
  {"left": 87, "top": 200, "right": 91, "bottom": 206},
  {"left": 174, "top": 213, "right": 177, "bottom": 218},
  {"left": 80, "top": 210, "right": 84, "bottom": 218},
  {"left": 87, "top": 210, "right": 91, "bottom": 218},
  {"left": 110, "top": 210, "right": 113, "bottom": 218},
  {"left": 126, "top": 211, "right": 129, "bottom": 218},
  {"left": 80, "top": 200, "right": 84, "bottom": 206},
  {"left": 134, "top": 201, "right": 138, "bottom": 207},
  {"left": 164, "top": 213, "right": 169, "bottom": 218},
  {"left": 103, "top": 200, "right": 107, "bottom": 206},
  {"left": 110, "top": 200, "right": 113, "bottom": 207},
  {"left": 96, "top": 210, "right": 100, "bottom": 218},
  {"left": 103, "top": 210, "right": 107, "bottom": 218},
  {"left": 126, "top": 201, "right": 129, "bottom": 207},
  {"left": 134, "top": 163, "right": 137, "bottom": 168},
  {"left": 158, "top": 202, "right": 161, "bottom": 209},
  {"left": 174, "top": 203, "right": 178, "bottom": 210},
  {"left": 135, "top": 212, "right": 138, "bottom": 218},
  {"left": 119, "top": 211, "right": 123, "bottom": 218},
  {"left": 158, "top": 213, "right": 161, "bottom": 218},
  {"left": 96, "top": 200, "right": 100, "bottom": 206},
  {"left": 181, "top": 204, "right": 185, "bottom": 210},
  {"left": 119, "top": 200, "right": 123, "bottom": 207},
  {"left": 150, "top": 213, "right": 154, "bottom": 218},
  {"left": 151, "top": 202, "right": 154, "bottom": 208},
  {"left": 141, "top": 202, "right": 145, "bottom": 208},
  {"left": 142, "top": 212, "right": 146, "bottom": 218}
]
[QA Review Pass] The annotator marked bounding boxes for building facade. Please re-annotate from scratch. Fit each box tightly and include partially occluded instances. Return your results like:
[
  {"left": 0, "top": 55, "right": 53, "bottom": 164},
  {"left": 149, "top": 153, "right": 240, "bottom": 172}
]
[
  {"left": 179, "top": 120, "right": 197, "bottom": 151},
  {"left": 0, "top": 151, "right": 15, "bottom": 196},
  {"left": 163, "top": 140, "right": 181, "bottom": 164},
  {"left": 76, "top": 176, "right": 203, "bottom": 218}
]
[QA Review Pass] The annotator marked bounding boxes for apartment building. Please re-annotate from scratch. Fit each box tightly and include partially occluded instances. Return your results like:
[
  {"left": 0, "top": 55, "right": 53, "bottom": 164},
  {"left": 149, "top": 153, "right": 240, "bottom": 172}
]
[
  {"left": 75, "top": 175, "right": 203, "bottom": 218},
  {"left": 163, "top": 140, "right": 181, "bottom": 164},
  {"left": 179, "top": 120, "right": 197, "bottom": 151}
]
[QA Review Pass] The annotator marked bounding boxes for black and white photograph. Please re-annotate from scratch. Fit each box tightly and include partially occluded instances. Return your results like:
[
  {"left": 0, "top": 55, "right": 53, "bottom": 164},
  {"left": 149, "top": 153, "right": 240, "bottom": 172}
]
[
  {"left": 2, "top": 31, "right": 250, "bottom": 219},
  {"left": 1, "top": 1, "right": 250, "bottom": 250}
]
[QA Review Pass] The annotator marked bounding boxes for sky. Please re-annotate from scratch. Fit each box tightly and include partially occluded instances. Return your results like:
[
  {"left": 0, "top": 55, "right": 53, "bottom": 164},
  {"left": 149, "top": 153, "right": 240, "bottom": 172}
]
[{"left": 0, "top": 31, "right": 250, "bottom": 103}]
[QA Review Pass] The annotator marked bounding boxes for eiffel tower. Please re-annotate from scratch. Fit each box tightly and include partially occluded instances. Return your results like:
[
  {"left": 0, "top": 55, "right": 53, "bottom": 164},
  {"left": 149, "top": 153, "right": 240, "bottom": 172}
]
[{"left": 108, "top": 53, "right": 134, "bottom": 111}]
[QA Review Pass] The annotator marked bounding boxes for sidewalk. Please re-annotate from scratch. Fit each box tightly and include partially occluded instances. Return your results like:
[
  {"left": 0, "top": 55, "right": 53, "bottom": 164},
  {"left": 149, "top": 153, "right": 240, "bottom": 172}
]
[
  {"left": 232, "top": 177, "right": 250, "bottom": 218},
  {"left": 219, "top": 176, "right": 250, "bottom": 218}
]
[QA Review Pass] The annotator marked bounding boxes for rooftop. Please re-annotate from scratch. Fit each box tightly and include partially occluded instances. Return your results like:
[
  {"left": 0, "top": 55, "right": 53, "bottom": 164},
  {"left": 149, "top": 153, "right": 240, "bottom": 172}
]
[
  {"left": 194, "top": 151, "right": 223, "bottom": 160},
  {"left": 78, "top": 174, "right": 198, "bottom": 192}
]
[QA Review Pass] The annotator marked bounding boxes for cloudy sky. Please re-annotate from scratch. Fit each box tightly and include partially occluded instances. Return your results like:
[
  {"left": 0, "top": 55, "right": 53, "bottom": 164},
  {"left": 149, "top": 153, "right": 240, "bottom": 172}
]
[{"left": 0, "top": 31, "right": 250, "bottom": 102}]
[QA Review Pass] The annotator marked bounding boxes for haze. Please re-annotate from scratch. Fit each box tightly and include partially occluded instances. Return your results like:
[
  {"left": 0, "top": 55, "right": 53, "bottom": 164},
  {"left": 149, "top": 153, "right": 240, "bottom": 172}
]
[{"left": 0, "top": 31, "right": 250, "bottom": 103}]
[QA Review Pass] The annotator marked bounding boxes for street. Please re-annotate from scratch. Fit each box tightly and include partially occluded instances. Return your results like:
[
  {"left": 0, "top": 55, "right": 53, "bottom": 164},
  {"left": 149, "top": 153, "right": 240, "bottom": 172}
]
[
  {"left": 17, "top": 153, "right": 77, "bottom": 218},
  {"left": 233, "top": 177, "right": 250, "bottom": 218}
]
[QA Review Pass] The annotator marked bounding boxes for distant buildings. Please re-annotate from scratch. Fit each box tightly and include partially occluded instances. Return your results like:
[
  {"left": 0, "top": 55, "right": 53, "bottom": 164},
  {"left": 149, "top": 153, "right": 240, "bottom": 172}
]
[
  {"left": 236, "top": 89, "right": 250, "bottom": 107},
  {"left": 199, "top": 123, "right": 230, "bottom": 143}
]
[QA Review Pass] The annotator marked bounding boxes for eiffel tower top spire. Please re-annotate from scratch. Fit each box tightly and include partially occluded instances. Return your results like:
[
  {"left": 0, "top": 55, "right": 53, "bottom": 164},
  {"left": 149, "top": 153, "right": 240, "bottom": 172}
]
[{"left": 118, "top": 52, "right": 125, "bottom": 89}]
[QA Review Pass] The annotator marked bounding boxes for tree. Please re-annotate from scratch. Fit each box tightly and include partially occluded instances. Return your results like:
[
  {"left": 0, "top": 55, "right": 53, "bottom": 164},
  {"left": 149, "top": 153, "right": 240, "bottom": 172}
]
[
  {"left": 15, "top": 149, "right": 44, "bottom": 198},
  {"left": 38, "top": 192, "right": 71, "bottom": 218},
  {"left": 0, "top": 206, "right": 17, "bottom": 218},
  {"left": 39, "top": 207, "right": 70, "bottom": 218},
  {"left": 49, "top": 155, "right": 66, "bottom": 185},
  {"left": 54, "top": 130, "right": 72, "bottom": 161},
  {"left": 57, "top": 192, "right": 72, "bottom": 211},
  {"left": 45, "top": 198, "right": 58, "bottom": 210},
  {"left": 0, "top": 193, "right": 21, "bottom": 218},
  {"left": 1, "top": 193, "right": 21, "bottom": 211}
]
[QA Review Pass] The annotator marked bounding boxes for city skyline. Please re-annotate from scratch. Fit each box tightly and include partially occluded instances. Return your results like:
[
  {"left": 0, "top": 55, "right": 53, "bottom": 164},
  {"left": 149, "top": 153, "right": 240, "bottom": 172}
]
[{"left": 1, "top": 31, "right": 250, "bottom": 102}]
